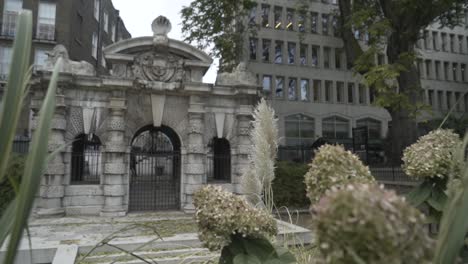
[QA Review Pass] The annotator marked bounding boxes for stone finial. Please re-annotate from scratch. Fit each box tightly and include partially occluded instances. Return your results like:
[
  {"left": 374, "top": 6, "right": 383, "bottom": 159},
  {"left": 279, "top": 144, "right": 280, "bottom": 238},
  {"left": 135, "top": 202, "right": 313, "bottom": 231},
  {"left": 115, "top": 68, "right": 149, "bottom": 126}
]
[{"left": 152, "top": 16, "right": 171, "bottom": 46}]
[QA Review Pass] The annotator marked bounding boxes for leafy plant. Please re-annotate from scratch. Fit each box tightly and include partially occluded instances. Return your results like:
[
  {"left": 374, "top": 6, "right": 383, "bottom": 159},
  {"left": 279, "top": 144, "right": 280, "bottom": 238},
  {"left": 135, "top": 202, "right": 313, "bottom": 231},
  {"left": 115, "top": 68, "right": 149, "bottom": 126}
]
[
  {"left": 272, "top": 162, "right": 309, "bottom": 209},
  {"left": 0, "top": 155, "right": 25, "bottom": 217},
  {"left": 0, "top": 11, "right": 62, "bottom": 264}
]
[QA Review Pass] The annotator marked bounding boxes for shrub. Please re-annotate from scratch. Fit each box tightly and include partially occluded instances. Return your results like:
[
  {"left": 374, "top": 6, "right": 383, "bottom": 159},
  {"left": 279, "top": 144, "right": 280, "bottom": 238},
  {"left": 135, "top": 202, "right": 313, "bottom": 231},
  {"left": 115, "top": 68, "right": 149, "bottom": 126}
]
[
  {"left": 193, "top": 185, "right": 278, "bottom": 251},
  {"left": 0, "top": 154, "right": 25, "bottom": 217},
  {"left": 402, "top": 129, "right": 461, "bottom": 179},
  {"left": 304, "top": 144, "right": 374, "bottom": 203},
  {"left": 273, "top": 161, "right": 310, "bottom": 208},
  {"left": 313, "top": 183, "right": 434, "bottom": 264}
]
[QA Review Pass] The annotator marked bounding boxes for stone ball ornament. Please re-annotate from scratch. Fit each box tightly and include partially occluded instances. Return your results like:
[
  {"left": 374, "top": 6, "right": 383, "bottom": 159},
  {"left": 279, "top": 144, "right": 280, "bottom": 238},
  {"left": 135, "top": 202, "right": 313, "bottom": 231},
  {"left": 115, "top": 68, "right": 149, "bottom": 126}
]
[{"left": 152, "top": 16, "right": 172, "bottom": 36}]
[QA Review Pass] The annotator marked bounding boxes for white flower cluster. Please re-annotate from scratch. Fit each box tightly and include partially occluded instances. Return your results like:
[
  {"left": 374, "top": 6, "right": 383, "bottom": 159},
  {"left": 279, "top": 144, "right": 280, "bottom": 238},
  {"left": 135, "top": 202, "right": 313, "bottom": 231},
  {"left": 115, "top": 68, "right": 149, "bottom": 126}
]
[
  {"left": 304, "top": 144, "right": 374, "bottom": 203},
  {"left": 193, "top": 185, "right": 278, "bottom": 251},
  {"left": 402, "top": 129, "right": 461, "bottom": 179},
  {"left": 313, "top": 183, "right": 434, "bottom": 264}
]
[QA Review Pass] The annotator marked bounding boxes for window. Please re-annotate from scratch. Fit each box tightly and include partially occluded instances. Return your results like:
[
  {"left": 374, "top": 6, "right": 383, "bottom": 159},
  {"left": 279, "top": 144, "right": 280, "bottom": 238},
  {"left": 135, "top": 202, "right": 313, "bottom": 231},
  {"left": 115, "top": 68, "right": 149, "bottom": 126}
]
[
  {"left": 432, "top": 31, "right": 438, "bottom": 50},
  {"left": 332, "top": 16, "right": 339, "bottom": 37},
  {"left": 322, "top": 14, "right": 329, "bottom": 35},
  {"left": 311, "top": 12, "right": 318, "bottom": 33},
  {"left": 300, "top": 79, "right": 309, "bottom": 101},
  {"left": 313, "top": 80, "right": 321, "bottom": 102},
  {"left": 274, "top": 6, "right": 282, "bottom": 29},
  {"left": 425, "top": 60, "right": 432, "bottom": 79},
  {"left": 262, "top": 75, "right": 272, "bottom": 94},
  {"left": 2, "top": 0, "right": 22, "bottom": 36},
  {"left": 288, "top": 42, "right": 296, "bottom": 64},
  {"left": 437, "top": 91, "right": 443, "bottom": 109},
  {"left": 424, "top": 31, "right": 430, "bottom": 49},
  {"left": 285, "top": 114, "right": 315, "bottom": 146},
  {"left": 276, "top": 77, "right": 284, "bottom": 98},
  {"left": 249, "top": 38, "right": 257, "bottom": 60},
  {"left": 111, "top": 24, "right": 116, "bottom": 42},
  {"left": 71, "top": 134, "right": 102, "bottom": 184},
  {"left": 34, "top": 48, "right": 49, "bottom": 66},
  {"left": 441, "top": 33, "right": 448, "bottom": 51},
  {"left": 356, "top": 118, "right": 382, "bottom": 140},
  {"left": 447, "top": 91, "right": 453, "bottom": 109},
  {"left": 261, "top": 4, "right": 270, "bottom": 27},
  {"left": 453, "top": 63, "right": 458, "bottom": 81},
  {"left": 336, "top": 82, "right": 344, "bottom": 103},
  {"left": 359, "top": 84, "right": 367, "bottom": 104},
  {"left": 325, "top": 81, "right": 333, "bottom": 102},
  {"left": 94, "top": 0, "right": 100, "bottom": 21},
  {"left": 335, "top": 48, "right": 343, "bottom": 69},
  {"left": 311, "top": 46, "right": 319, "bottom": 67},
  {"left": 300, "top": 44, "right": 307, "bottom": 66},
  {"left": 275, "top": 41, "right": 283, "bottom": 64},
  {"left": 444, "top": 62, "right": 450, "bottom": 80},
  {"left": 249, "top": 5, "right": 257, "bottom": 26},
  {"left": 103, "top": 12, "right": 109, "bottom": 33},
  {"left": 459, "top": 35, "right": 464, "bottom": 53},
  {"left": 36, "top": 1, "right": 56, "bottom": 40},
  {"left": 465, "top": 93, "right": 468, "bottom": 112},
  {"left": 288, "top": 78, "right": 297, "bottom": 100},
  {"left": 322, "top": 116, "right": 350, "bottom": 139},
  {"left": 262, "top": 39, "right": 271, "bottom": 62},
  {"left": 0, "top": 46, "right": 13, "bottom": 79},
  {"left": 435, "top": 61, "right": 441, "bottom": 80},
  {"left": 207, "top": 138, "right": 231, "bottom": 182},
  {"left": 348, "top": 83, "right": 355, "bottom": 103},
  {"left": 324, "top": 47, "right": 331, "bottom": 68},
  {"left": 428, "top": 90, "right": 434, "bottom": 106},
  {"left": 286, "top": 9, "right": 294, "bottom": 31},
  {"left": 450, "top": 34, "right": 455, "bottom": 52},
  {"left": 298, "top": 13, "right": 305, "bottom": 32},
  {"left": 92, "top": 32, "right": 98, "bottom": 58},
  {"left": 455, "top": 92, "right": 462, "bottom": 111},
  {"left": 462, "top": 64, "right": 466, "bottom": 82}
]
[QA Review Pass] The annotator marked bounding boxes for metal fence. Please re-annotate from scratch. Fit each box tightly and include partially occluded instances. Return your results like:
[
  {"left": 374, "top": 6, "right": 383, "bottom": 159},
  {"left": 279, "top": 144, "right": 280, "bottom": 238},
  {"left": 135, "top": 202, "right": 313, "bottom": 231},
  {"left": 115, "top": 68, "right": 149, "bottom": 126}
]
[
  {"left": 206, "top": 154, "right": 231, "bottom": 182},
  {"left": 12, "top": 138, "right": 30, "bottom": 154},
  {"left": 70, "top": 151, "right": 102, "bottom": 184},
  {"left": 369, "top": 166, "right": 420, "bottom": 184}
]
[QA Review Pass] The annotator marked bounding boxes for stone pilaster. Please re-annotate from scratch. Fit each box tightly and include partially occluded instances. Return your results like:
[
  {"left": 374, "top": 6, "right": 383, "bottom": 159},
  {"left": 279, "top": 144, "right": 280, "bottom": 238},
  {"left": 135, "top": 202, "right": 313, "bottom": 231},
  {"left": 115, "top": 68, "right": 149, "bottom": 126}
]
[
  {"left": 36, "top": 94, "right": 67, "bottom": 217},
  {"left": 183, "top": 99, "right": 205, "bottom": 212},
  {"left": 233, "top": 106, "right": 253, "bottom": 194},
  {"left": 101, "top": 97, "right": 127, "bottom": 217}
]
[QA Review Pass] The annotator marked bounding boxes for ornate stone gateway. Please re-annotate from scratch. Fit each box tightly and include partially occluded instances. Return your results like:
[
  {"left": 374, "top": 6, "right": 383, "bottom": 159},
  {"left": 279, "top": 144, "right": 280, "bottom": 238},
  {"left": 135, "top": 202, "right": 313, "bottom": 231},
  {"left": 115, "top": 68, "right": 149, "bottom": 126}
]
[{"left": 129, "top": 126, "right": 181, "bottom": 211}]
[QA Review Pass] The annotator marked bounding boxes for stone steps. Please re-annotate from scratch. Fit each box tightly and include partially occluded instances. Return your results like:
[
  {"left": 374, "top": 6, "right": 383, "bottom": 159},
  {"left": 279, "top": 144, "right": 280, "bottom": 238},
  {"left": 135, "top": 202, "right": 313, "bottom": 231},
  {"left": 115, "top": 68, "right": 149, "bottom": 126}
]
[{"left": 76, "top": 247, "right": 218, "bottom": 264}]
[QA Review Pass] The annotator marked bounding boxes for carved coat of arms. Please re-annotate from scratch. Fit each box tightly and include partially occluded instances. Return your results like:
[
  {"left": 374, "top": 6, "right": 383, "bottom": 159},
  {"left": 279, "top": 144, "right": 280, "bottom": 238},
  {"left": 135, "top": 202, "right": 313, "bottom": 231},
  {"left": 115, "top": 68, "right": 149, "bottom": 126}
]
[{"left": 132, "top": 52, "right": 184, "bottom": 83}]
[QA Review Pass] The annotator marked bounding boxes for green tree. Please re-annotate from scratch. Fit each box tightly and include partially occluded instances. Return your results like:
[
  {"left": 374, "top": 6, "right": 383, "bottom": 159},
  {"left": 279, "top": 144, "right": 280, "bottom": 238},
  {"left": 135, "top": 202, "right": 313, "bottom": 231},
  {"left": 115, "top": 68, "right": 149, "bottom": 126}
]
[{"left": 336, "top": 0, "right": 467, "bottom": 161}]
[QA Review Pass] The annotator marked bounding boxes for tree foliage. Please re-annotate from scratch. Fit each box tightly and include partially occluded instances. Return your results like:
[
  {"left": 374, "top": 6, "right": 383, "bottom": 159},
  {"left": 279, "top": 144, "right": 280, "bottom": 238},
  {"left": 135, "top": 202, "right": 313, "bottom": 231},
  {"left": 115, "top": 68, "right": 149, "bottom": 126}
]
[{"left": 181, "top": 0, "right": 256, "bottom": 72}]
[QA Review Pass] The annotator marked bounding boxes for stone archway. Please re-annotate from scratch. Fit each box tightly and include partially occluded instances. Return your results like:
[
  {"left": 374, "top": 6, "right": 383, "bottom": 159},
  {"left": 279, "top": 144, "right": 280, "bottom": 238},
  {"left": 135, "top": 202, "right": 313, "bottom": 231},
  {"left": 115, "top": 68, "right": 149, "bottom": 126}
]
[{"left": 129, "top": 125, "right": 181, "bottom": 211}]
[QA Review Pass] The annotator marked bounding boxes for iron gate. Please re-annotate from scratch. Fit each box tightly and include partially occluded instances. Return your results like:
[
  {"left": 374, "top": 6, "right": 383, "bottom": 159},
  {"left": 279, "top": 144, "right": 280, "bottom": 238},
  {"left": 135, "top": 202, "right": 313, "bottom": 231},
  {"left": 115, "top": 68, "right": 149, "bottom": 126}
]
[{"left": 129, "top": 126, "right": 181, "bottom": 211}]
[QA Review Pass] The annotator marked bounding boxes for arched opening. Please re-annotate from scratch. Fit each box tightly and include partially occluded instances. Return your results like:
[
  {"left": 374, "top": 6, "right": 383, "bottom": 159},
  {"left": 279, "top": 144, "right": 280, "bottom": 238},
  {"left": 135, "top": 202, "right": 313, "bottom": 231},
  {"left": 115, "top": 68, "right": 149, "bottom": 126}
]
[
  {"left": 129, "top": 125, "right": 181, "bottom": 211},
  {"left": 322, "top": 116, "right": 351, "bottom": 147},
  {"left": 71, "top": 134, "right": 102, "bottom": 184},
  {"left": 207, "top": 138, "right": 231, "bottom": 183}
]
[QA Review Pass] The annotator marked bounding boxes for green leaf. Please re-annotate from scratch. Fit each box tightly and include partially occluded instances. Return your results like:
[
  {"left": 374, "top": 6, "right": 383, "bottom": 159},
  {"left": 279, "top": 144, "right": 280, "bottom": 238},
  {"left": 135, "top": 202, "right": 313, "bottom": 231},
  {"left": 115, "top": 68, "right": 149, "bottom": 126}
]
[
  {"left": 0, "top": 10, "right": 32, "bottom": 183},
  {"left": 427, "top": 190, "right": 448, "bottom": 212},
  {"left": 220, "top": 246, "right": 235, "bottom": 264},
  {"left": 275, "top": 246, "right": 297, "bottom": 263},
  {"left": 0, "top": 199, "right": 16, "bottom": 245},
  {"left": 233, "top": 254, "right": 261, "bottom": 264},
  {"left": 242, "top": 237, "right": 276, "bottom": 261},
  {"left": 2, "top": 54, "right": 63, "bottom": 264},
  {"left": 406, "top": 180, "right": 432, "bottom": 207}
]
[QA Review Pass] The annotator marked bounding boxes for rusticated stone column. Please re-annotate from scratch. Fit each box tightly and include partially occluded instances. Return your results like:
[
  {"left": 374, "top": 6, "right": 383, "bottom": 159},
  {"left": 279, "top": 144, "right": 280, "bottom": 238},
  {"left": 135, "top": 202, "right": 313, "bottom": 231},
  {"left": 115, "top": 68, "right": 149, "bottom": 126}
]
[
  {"left": 183, "top": 98, "right": 205, "bottom": 212},
  {"left": 101, "top": 97, "right": 127, "bottom": 217},
  {"left": 36, "top": 94, "right": 67, "bottom": 217},
  {"left": 233, "top": 106, "right": 253, "bottom": 194}
]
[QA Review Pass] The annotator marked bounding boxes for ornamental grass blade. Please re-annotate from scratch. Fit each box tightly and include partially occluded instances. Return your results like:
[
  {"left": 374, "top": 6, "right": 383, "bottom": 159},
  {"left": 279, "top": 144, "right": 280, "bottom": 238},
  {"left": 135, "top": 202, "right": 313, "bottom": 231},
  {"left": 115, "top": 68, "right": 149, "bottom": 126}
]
[
  {"left": 2, "top": 57, "right": 63, "bottom": 264},
  {"left": 0, "top": 199, "right": 16, "bottom": 245},
  {"left": 433, "top": 133, "right": 468, "bottom": 264},
  {"left": 0, "top": 11, "right": 32, "bottom": 183}
]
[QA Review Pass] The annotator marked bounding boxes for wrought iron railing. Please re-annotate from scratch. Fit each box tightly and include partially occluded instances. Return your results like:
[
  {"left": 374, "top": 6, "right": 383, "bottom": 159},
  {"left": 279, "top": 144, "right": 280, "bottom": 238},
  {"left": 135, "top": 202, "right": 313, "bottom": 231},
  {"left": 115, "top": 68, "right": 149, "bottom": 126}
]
[
  {"left": 12, "top": 137, "right": 30, "bottom": 154},
  {"left": 70, "top": 151, "right": 102, "bottom": 184},
  {"left": 206, "top": 154, "right": 231, "bottom": 183}
]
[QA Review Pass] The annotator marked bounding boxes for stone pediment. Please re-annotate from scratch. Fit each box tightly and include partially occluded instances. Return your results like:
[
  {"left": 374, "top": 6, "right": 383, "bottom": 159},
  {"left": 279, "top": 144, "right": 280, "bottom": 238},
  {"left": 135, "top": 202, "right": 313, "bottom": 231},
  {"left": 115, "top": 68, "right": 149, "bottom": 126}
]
[{"left": 104, "top": 16, "right": 213, "bottom": 86}]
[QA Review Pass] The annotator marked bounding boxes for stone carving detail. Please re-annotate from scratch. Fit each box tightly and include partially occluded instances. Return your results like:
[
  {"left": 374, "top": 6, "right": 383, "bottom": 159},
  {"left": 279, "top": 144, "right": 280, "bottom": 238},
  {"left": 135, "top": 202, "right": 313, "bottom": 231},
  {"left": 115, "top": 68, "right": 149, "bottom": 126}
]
[
  {"left": 152, "top": 16, "right": 171, "bottom": 46},
  {"left": 39, "top": 45, "right": 95, "bottom": 76},
  {"left": 132, "top": 52, "right": 184, "bottom": 83},
  {"left": 216, "top": 62, "right": 257, "bottom": 86}
]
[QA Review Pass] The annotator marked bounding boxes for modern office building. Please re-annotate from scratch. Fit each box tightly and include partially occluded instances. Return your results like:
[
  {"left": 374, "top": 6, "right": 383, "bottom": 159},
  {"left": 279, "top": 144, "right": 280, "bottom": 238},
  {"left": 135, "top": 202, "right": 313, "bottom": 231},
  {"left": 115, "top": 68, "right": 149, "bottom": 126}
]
[
  {"left": 0, "top": 0, "right": 131, "bottom": 134},
  {"left": 244, "top": 0, "right": 468, "bottom": 151}
]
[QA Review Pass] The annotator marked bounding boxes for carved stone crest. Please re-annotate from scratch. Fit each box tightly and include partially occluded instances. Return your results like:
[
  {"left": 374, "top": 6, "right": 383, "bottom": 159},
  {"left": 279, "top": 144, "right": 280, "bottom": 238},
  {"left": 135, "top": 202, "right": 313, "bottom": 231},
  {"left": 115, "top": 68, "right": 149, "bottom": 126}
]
[{"left": 132, "top": 52, "right": 184, "bottom": 83}]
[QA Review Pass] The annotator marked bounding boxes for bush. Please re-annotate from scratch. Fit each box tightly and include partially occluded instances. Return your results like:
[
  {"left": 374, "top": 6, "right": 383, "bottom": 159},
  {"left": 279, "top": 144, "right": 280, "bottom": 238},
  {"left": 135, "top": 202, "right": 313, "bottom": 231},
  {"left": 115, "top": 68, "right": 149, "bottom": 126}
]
[
  {"left": 0, "top": 154, "right": 25, "bottom": 217},
  {"left": 313, "top": 183, "right": 434, "bottom": 264},
  {"left": 273, "top": 161, "right": 310, "bottom": 208}
]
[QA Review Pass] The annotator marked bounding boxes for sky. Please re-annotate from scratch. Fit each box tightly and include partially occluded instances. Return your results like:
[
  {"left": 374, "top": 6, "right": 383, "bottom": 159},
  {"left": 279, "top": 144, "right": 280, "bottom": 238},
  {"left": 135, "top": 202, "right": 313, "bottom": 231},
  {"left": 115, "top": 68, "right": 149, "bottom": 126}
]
[{"left": 112, "top": 0, "right": 218, "bottom": 83}]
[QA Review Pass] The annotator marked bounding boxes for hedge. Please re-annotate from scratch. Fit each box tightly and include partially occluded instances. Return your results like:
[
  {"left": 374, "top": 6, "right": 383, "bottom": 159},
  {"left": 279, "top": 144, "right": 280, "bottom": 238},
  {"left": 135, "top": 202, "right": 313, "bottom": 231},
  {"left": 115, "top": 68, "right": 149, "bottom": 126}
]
[{"left": 272, "top": 161, "right": 310, "bottom": 209}]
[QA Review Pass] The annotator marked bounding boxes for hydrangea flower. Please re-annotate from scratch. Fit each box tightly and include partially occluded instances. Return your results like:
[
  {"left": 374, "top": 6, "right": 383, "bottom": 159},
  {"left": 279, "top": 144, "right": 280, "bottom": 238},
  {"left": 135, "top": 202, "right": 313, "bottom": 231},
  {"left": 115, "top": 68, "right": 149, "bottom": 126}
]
[
  {"left": 193, "top": 185, "right": 278, "bottom": 251},
  {"left": 313, "top": 184, "right": 434, "bottom": 264},
  {"left": 304, "top": 144, "right": 374, "bottom": 203},
  {"left": 402, "top": 129, "right": 461, "bottom": 179}
]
